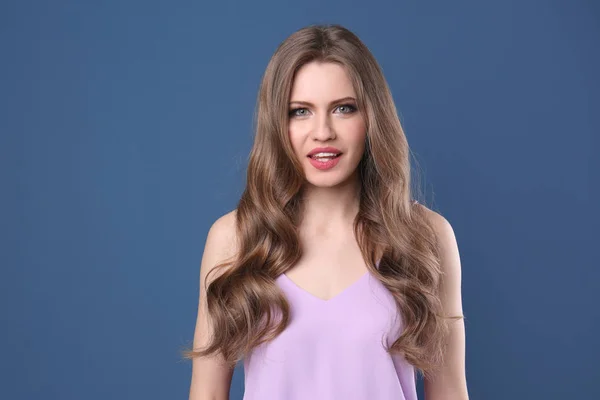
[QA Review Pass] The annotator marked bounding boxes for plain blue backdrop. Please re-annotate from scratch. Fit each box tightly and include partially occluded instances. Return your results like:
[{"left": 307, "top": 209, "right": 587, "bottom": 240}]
[{"left": 1, "top": 1, "right": 598, "bottom": 399}]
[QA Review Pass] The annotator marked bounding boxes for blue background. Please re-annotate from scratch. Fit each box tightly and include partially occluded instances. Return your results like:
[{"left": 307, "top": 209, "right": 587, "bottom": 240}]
[{"left": 2, "top": 1, "right": 598, "bottom": 399}]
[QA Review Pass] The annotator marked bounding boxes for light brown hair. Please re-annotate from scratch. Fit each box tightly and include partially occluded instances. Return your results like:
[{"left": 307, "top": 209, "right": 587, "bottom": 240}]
[{"left": 182, "top": 23, "right": 459, "bottom": 378}]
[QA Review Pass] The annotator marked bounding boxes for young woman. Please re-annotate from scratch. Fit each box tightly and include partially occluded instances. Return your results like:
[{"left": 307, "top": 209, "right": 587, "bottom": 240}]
[{"left": 184, "top": 24, "right": 469, "bottom": 400}]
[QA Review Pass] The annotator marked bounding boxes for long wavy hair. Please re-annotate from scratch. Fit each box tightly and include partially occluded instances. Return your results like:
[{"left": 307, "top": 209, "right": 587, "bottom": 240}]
[{"left": 182, "top": 24, "right": 459, "bottom": 378}]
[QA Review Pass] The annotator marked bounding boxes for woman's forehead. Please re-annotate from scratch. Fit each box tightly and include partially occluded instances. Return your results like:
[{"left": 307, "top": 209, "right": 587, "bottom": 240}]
[{"left": 289, "top": 61, "right": 356, "bottom": 103}]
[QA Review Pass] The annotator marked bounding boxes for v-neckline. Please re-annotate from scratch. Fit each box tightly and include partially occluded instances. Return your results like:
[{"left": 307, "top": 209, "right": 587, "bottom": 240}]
[{"left": 279, "top": 270, "right": 371, "bottom": 303}]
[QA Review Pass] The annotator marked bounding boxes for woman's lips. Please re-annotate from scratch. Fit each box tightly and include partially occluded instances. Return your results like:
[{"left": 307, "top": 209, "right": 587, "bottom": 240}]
[{"left": 307, "top": 153, "right": 342, "bottom": 170}]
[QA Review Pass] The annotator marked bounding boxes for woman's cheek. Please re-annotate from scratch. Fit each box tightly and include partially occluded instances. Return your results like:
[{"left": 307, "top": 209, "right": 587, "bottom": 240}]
[{"left": 287, "top": 124, "right": 304, "bottom": 158}]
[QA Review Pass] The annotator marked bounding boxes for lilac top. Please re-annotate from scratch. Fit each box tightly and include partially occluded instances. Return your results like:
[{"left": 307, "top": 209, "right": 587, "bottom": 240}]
[{"left": 242, "top": 264, "right": 418, "bottom": 400}]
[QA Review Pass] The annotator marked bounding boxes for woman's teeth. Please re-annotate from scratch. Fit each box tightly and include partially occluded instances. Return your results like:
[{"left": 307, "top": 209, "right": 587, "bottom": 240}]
[{"left": 310, "top": 152, "right": 340, "bottom": 160}]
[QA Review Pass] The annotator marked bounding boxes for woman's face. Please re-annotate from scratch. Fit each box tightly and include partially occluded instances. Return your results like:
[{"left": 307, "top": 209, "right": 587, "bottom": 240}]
[{"left": 287, "top": 61, "right": 367, "bottom": 188}]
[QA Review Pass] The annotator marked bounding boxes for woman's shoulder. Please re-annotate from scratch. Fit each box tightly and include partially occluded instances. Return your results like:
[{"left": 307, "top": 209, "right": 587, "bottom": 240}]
[
  {"left": 209, "top": 208, "right": 238, "bottom": 237},
  {"left": 413, "top": 201, "right": 452, "bottom": 231},
  {"left": 207, "top": 208, "right": 239, "bottom": 258},
  {"left": 201, "top": 209, "right": 240, "bottom": 282},
  {"left": 413, "top": 202, "right": 458, "bottom": 261}
]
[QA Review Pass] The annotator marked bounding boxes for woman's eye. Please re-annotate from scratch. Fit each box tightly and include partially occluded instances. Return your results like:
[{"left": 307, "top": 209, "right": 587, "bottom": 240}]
[
  {"left": 336, "top": 104, "right": 357, "bottom": 114},
  {"left": 289, "top": 108, "right": 308, "bottom": 117},
  {"left": 289, "top": 104, "right": 356, "bottom": 117}
]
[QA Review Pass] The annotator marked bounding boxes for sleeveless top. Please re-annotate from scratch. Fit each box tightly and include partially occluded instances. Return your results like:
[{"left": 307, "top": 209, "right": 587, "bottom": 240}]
[{"left": 242, "top": 261, "right": 418, "bottom": 400}]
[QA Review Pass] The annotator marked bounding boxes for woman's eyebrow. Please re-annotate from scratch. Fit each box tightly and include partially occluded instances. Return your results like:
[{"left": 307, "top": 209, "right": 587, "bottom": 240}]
[{"left": 288, "top": 96, "right": 357, "bottom": 106}]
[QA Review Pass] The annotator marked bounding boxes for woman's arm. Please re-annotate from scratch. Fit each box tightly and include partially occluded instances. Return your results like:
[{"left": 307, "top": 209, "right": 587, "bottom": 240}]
[
  {"left": 423, "top": 210, "right": 469, "bottom": 400},
  {"left": 189, "top": 211, "right": 238, "bottom": 400}
]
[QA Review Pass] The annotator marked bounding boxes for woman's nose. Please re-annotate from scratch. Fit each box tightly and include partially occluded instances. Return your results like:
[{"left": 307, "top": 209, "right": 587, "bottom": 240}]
[{"left": 311, "top": 113, "right": 335, "bottom": 140}]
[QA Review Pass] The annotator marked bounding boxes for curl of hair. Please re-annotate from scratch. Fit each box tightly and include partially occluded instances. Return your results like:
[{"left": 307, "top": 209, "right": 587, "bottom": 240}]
[{"left": 182, "top": 24, "right": 460, "bottom": 379}]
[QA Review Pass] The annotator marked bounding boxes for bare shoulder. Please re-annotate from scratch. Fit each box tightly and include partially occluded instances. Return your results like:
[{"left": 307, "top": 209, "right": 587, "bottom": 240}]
[
  {"left": 189, "top": 209, "right": 239, "bottom": 397},
  {"left": 416, "top": 203, "right": 464, "bottom": 314},
  {"left": 201, "top": 209, "right": 239, "bottom": 283},
  {"left": 415, "top": 208, "right": 468, "bottom": 397},
  {"left": 415, "top": 203, "right": 457, "bottom": 248},
  {"left": 207, "top": 209, "right": 239, "bottom": 253}
]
